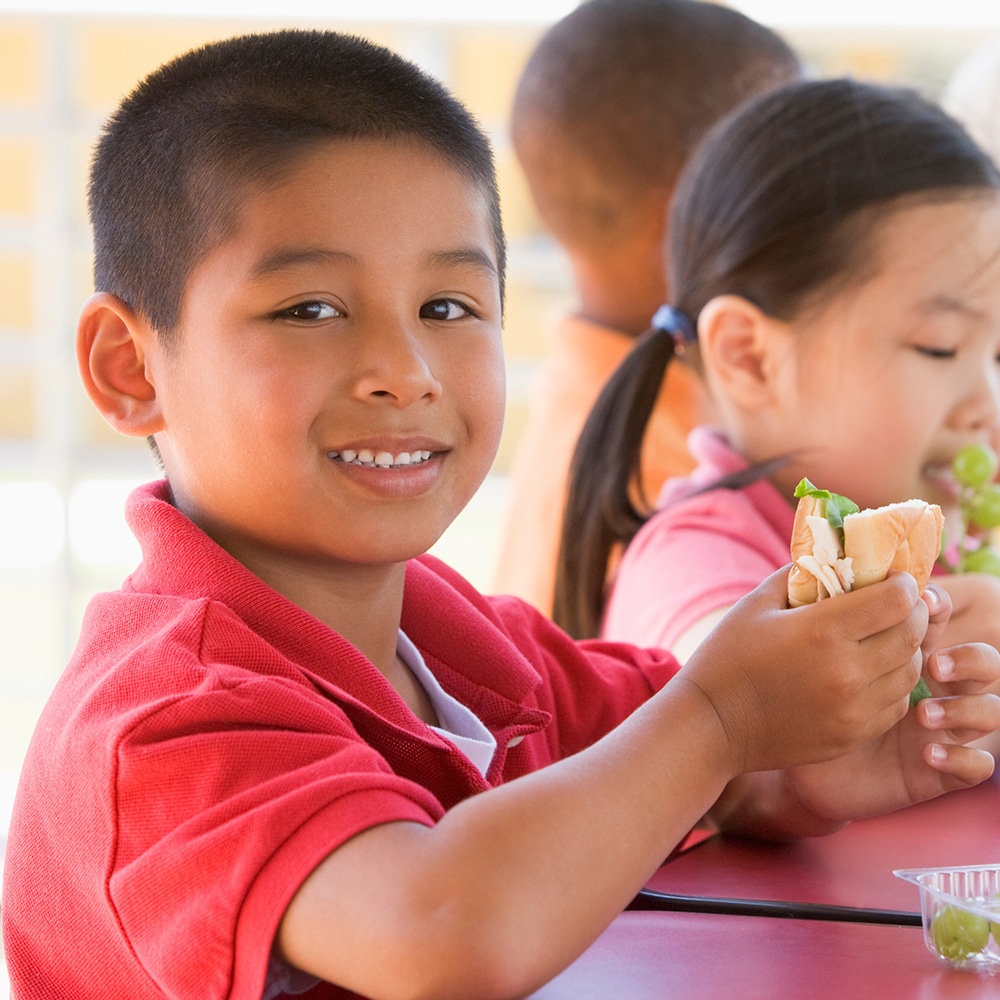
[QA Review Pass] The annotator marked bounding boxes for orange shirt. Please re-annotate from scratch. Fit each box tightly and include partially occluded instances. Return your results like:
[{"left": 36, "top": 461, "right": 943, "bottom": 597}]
[{"left": 492, "top": 314, "right": 713, "bottom": 615}]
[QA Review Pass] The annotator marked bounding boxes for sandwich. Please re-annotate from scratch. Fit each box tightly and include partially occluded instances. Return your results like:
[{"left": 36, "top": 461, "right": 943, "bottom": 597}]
[
  {"left": 788, "top": 480, "right": 944, "bottom": 706},
  {"left": 788, "top": 479, "right": 944, "bottom": 608}
]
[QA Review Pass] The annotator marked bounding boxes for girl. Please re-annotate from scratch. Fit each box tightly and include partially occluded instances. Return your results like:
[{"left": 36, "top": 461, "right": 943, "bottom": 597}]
[{"left": 555, "top": 77, "right": 1000, "bottom": 670}]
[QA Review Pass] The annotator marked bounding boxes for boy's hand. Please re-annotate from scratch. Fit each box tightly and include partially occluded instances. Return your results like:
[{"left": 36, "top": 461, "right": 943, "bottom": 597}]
[{"left": 682, "top": 565, "right": 925, "bottom": 777}]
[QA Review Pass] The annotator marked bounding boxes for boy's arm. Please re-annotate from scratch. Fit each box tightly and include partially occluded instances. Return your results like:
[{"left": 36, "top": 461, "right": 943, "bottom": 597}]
[
  {"left": 277, "top": 569, "right": 942, "bottom": 1000},
  {"left": 278, "top": 675, "right": 732, "bottom": 1000}
]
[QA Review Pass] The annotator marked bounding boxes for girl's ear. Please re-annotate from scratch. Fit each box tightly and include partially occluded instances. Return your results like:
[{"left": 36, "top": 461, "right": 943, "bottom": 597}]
[
  {"left": 697, "top": 294, "right": 788, "bottom": 410},
  {"left": 76, "top": 292, "right": 165, "bottom": 437}
]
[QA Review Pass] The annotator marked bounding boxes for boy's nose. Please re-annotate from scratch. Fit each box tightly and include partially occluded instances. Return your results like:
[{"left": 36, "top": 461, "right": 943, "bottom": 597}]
[{"left": 349, "top": 323, "right": 442, "bottom": 407}]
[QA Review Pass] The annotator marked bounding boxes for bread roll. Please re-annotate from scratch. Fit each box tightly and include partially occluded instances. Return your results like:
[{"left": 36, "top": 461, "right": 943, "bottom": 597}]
[
  {"left": 788, "top": 497, "right": 943, "bottom": 607},
  {"left": 843, "top": 500, "right": 944, "bottom": 592},
  {"left": 787, "top": 495, "right": 823, "bottom": 606}
]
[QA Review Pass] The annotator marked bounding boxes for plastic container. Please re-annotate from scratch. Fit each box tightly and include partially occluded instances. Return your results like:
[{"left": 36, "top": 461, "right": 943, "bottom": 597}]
[{"left": 894, "top": 865, "right": 1000, "bottom": 973}]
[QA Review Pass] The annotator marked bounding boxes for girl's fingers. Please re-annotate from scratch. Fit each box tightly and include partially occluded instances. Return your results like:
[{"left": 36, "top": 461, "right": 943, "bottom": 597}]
[
  {"left": 920, "top": 583, "right": 951, "bottom": 646},
  {"left": 926, "top": 642, "right": 1000, "bottom": 689},
  {"left": 922, "top": 742, "right": 996, "bottom": 786},
  {"left": 918, "top": 692, "right": 1000, "bottom": 741}
]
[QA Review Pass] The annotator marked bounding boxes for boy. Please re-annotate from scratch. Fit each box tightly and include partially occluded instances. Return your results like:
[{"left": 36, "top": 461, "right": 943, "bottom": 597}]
[
  {"left": 493, "top": 0, "right": 801, "bottom": 615},
  {"left": 3, "top": 29, "right": 999, "bottom": 1000}
]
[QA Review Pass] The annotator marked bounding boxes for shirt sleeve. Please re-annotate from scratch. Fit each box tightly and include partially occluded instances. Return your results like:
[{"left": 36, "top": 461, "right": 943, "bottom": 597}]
[{"left": 107, "top": 604, "right": 445, "bottom": 1000}]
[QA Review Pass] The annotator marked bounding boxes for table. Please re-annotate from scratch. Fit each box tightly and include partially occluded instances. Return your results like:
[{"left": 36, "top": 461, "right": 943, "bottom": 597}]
[
  {"left": 644, "top": 773, "right": 1000, "bottom": 915},
  {"left": 529, "top": 776, "right": 1000, "bottom": 997},
  {"left": 527, "top": 911, "right": 999, "bottom": 999}
]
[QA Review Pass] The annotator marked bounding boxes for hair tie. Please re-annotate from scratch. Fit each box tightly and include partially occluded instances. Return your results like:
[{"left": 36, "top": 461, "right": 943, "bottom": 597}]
[{"left": 651, "top": 305, "right": 697, "bottom": 354}]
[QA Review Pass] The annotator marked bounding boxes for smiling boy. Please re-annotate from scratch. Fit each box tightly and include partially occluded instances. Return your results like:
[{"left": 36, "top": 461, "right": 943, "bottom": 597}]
[{"left": 3, "top": 29, "right": 1000, "bottom": 1000}]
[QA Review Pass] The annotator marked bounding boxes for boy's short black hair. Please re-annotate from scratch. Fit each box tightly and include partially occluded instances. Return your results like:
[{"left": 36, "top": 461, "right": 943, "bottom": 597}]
[{"left": 88, "top": 29, "right": 506, "bottom": 337}]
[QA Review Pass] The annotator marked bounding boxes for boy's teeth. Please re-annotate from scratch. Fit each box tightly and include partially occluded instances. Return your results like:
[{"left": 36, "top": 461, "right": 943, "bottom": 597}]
[{"left": 331, "top": 448, "right": 432, "bottom": 468}]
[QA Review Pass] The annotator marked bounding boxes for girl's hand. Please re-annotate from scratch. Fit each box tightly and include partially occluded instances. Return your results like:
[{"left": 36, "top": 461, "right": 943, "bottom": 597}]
[
  {"left": 681, "top": 565, "right": 925, "bottom": 777},
  {"left": 781, "top": 635, "right": 1000, "bottom": 826},
  {"left": 920, "top": 575, "right": 1000, "bottom": 755},
  {"left": 929, "top": 573, "right": 1000, "bottom": 652},
  {"left": 912, "top": 637, "right": 1000, "bottom": 784}
]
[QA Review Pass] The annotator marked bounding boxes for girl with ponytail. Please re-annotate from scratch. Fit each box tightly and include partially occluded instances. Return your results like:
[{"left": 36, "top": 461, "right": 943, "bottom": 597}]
[{"left": 555, "top": 77, "right": 1000, "bottom": 672}]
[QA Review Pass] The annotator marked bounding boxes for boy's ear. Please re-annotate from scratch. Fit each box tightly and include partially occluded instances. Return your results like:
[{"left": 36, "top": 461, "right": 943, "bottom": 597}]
[
  {"left": 697, "top": 294, "right": 788, "bottom": 410},
  {"left": 76, "top": 292, "right": 165, "bottom": 437}
]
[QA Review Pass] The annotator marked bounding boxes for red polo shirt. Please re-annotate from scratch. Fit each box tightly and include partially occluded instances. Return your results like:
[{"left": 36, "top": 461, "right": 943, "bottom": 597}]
[{"left": 2, "top": 480, "right": 679, "bottom": 999}]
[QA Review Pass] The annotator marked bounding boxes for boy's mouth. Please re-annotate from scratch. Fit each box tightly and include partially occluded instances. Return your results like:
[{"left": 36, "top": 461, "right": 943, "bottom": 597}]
[{"left": 328, "top": 448, "right": 434, "bottom": 469}]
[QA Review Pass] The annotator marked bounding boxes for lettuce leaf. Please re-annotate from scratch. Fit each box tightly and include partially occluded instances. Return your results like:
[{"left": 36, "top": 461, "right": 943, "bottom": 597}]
[{"left": 793, "top": 478, "right": 860, "bottom": 534}]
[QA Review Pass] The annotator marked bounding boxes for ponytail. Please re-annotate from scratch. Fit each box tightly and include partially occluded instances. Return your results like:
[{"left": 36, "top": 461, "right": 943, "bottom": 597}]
[{"left": 553, "top": 307, "right": 696, "bottom": 638}]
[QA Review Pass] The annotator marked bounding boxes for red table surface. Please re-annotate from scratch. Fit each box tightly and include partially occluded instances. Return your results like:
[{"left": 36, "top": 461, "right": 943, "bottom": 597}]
[
  {"left": 646, "top": 772, "right": 1000, "bottom": 913},
  {"left": 526, "top": 911, "right": 999, "bottom": 1000}
]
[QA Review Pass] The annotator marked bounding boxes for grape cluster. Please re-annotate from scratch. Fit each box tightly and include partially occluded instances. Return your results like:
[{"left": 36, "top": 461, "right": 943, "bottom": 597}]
[
  {"left": 946, "top": 443, "right": 1000, "bottom": 576},
  {"left": 931, "top": 903, "right": 1000, "bottom": 962}
]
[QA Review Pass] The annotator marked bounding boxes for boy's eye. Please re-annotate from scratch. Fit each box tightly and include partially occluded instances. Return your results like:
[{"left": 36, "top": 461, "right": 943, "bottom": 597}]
[
  {"left": 420, "top": 298, "right": 474, "bottom": 321},
  {"left": 277, "top": 301, "right": 341, "bottom": 322}
]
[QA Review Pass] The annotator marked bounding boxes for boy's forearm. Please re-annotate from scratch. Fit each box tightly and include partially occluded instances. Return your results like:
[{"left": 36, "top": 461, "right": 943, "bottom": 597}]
[{"left": 278, "top": 677, "right": 735, "bottom": 1000}]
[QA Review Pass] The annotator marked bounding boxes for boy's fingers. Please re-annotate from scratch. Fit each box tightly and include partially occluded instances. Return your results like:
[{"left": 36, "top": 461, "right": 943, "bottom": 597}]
[{"left": 820, "top": 571, "right": 923, "bottom": 644}]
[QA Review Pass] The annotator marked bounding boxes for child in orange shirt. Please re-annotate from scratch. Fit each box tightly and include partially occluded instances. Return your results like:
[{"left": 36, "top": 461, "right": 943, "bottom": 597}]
[{"left": 493, "top": 0, "right": 800, "bottom": 615}]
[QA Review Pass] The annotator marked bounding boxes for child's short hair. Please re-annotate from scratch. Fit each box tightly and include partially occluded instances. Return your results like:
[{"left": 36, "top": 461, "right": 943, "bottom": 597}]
[
  {"left": 511, "top": 0, "right": 800, "bottom": 250},
  {"left": 88, "top": 29, "right": 506, "bottom": 337}
]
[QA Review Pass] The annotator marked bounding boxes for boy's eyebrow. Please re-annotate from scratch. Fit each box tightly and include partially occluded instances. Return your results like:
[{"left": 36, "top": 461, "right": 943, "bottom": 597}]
[
  {"left": 247, "top": 246, "right": 498, "bottom": 279},
  {"left": 248, "top": 247, "right": 353, "bottom": 279},
  {"left": 427, "top": 247, "right": 498, "bottom": 278}
]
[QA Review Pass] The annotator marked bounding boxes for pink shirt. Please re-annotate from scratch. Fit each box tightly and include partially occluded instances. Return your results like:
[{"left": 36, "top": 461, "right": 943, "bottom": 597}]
[{"left": 601, "top": 428, "right": 795, "bottom": 650}]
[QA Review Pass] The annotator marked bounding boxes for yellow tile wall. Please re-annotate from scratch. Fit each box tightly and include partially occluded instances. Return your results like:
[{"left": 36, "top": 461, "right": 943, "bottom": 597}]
[
  {"left": 76, "top": 21, "right": 246, "bottom": 110},
  {"left": 0, "top": 253, "right": 34, "bottom": 330},
  {"left": 0, "top": 369, "right": 33, "bottom": 438},
  {"left": 0, "top": 20, "right": 42, "bottom": 105},
  {"left": 0, "top": 140, "right": 36, "bottom": 217}
]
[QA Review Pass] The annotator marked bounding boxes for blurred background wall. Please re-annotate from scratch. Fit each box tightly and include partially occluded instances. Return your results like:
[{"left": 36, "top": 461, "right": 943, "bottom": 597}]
[{"left": 1, "top": 1, "right": 999, "bottom": 835}]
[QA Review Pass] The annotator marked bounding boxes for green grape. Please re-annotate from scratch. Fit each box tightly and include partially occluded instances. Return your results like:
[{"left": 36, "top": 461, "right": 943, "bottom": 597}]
[
  {"left": 932, "top": 904, "right": 990, "bottom": 960},
  {"left": 971, "top": 485, "right": 1000, "bottom": 529},
  {"left": 954, "top": 443, "right": 999, "bottom": 490},
  {"left": 962, "top": 544, "right": 1000, "bottom": 577}
]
